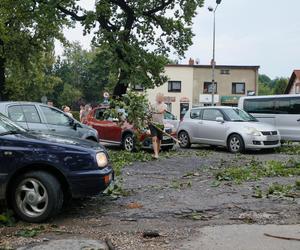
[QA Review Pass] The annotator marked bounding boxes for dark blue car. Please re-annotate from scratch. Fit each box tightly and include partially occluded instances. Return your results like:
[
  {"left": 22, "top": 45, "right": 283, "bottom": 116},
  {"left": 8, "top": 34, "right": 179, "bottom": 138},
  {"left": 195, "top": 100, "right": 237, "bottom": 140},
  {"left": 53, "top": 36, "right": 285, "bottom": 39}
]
[{"left": 0, "top": 113, "right": 113, "bottom": 223}]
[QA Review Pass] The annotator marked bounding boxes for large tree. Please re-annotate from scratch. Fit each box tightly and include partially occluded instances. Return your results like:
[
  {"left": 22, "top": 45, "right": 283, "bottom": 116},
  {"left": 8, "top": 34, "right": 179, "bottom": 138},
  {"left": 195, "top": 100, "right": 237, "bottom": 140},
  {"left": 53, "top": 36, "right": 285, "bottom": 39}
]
[
  {"left": 56, "top": 0, "right": 204, "bottom": 97},
  {"left": 0, "top": 0, "right": 70, "bottom": 100}
]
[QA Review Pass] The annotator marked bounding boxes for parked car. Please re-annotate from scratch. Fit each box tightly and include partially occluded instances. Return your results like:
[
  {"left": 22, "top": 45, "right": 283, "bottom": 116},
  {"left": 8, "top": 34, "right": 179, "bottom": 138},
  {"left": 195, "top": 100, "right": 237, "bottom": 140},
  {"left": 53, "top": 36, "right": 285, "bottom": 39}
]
[
  {"left": 178, "top": 106, "right": 281, "bottom": 153},
  {"left": 0, "top": 102, "right": 99, "bottom": 142},
  {"left": 164, "top": 111, "right": 180, "bottom": 130},
  {"left": 239, "top": 95, "right": 300, "bottom": 141},
  {"left": 0, "top": 113, "right": 113, "bottom": 223},
  {"left": 84, "top": 106, "right": 176, "bottom": 152}
]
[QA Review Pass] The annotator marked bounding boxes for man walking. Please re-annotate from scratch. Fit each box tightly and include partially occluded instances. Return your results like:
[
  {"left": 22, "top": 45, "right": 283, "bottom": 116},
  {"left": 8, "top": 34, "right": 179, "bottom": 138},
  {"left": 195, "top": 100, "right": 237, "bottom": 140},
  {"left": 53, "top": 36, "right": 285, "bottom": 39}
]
[{"left": 149, "top": 93, "right": 167, "bottom": 159}]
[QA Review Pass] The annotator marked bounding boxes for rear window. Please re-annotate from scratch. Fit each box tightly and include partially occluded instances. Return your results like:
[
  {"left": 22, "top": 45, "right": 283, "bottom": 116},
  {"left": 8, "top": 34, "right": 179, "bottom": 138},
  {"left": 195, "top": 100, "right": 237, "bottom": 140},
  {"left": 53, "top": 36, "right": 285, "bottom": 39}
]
[
  {"left": 244, "top": 97, "right": 300, "bottom": 114},
  {"left": 8, "top": 106, "right": 25, "bottom": 122}
]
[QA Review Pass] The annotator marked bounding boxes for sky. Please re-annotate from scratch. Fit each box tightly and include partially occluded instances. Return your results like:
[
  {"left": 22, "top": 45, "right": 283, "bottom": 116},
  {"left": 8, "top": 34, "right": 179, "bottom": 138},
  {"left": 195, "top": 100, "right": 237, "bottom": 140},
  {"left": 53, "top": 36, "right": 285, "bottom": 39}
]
[{"left": 55, "top": 0, "right": 300, "bottom": 79}]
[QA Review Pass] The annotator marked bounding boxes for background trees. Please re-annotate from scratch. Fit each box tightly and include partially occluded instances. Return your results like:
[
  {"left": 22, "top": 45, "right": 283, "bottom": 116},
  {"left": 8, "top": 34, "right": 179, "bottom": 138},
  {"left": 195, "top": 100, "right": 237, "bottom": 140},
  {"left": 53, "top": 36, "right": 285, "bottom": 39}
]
[
  {"left": 258, "top": 74, "right": 289, "bottom": 95},
  {"left": 0, "top": 0, "right": 71, "bottom": 100},
  {"left": 51, "top": 43, "right": 112, "bottom": 107},
  {"left": 1, "top": 0, "right": 205, "bottom": 103}
]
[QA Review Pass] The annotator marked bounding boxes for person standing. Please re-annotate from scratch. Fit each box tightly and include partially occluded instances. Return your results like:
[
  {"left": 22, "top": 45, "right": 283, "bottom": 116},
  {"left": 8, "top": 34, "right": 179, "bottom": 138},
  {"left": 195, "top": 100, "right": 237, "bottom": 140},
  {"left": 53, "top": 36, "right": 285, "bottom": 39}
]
[
  {"left": 79, "top": 105, "right": 85, "bottom": 122},
  {"left": 149, "top": 93, "right": 167, "bottom": 159},
  {"left": 63, "top": 106, "right": 73, "bottom": 118},
  {"left": 80, "top": 104, "right": 91, "bottom": 123}
]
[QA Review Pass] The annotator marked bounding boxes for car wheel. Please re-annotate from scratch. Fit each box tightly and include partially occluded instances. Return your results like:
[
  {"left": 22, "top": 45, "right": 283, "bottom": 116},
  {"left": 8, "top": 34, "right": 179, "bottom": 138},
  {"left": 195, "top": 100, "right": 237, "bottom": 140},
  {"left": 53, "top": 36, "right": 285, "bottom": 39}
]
[
  {"left": 228, "top": 134, "right": 245, "bottom": 153},
  {"left": 178, "top": 131, "right": 191, "bottom": 148},
  {"left": 11, "top": 171, "right": 63, "bottom": 223},
  {"left": 123, "top": 134, "right": 136, "bottom": 152}
]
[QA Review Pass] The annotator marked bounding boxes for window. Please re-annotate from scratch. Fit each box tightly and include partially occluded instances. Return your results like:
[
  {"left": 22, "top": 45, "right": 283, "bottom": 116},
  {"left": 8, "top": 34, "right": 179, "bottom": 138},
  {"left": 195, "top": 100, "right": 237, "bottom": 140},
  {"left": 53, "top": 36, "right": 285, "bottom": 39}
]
[
  {"left": 220, "top": 69, "right": 230, "bottom": 75},
  {"left": 203, "top": 82, "right": 217, "bottom": 94},
  {"left": 190, "top": 109, "right": 201, "bottom": 119},
  {"left": 202, "top": 109, "right": 223, "bottom": 121},
  {"left": 290, "top": 98, "right": 300, "bottom": 114},
  {"left": 232, "top": 82, "right": 245, "bottom": 94},
  {"left": 244, "top": 98, "right": 274, "bottom": 114},
  {"left": 165, "top": 103, "right": 172, "bottom": 113},
  {"left": 22, "top": 105, "right": 41, "bottom": 123},
  {"left": 8, "top": 106, "right": 25, "bottom": 122},
  {"left": 164, "top": 111, "right": 176, "bottom": 120},
  {"left": 40, "top": 106, "right": 70, "bottom": 126},
  {"left": 244, "top": 97, "right": 300, "bottom": 114},
  {"left": 8, "top": 105, "right": 41, "bottom": 123},
  {"left": 95, "top": 109, "right": 106, "bottom": 120},
  {"left": 132, "top": 84, "right": 144, "bottom": 91},
  {"left": 168, "top": 81, "right": 181, "bottom": 92}
]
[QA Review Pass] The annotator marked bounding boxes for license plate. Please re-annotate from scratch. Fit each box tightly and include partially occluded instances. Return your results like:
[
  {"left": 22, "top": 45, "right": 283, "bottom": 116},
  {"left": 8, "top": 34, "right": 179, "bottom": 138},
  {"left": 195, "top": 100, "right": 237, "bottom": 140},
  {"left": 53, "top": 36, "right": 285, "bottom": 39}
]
[{"left": 163, "top": 136, "right": 170, "bottom": 140}]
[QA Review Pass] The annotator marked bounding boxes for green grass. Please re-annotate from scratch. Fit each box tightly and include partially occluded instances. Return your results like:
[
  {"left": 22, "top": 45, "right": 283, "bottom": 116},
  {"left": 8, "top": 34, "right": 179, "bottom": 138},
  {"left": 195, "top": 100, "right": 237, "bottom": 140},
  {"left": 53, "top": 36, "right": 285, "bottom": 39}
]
[
  {"left": 277, "top": 142, "right": 300, "bottom": 155},
  {"left": 215, "top": 160, "right": 300, "bottom": 184}
]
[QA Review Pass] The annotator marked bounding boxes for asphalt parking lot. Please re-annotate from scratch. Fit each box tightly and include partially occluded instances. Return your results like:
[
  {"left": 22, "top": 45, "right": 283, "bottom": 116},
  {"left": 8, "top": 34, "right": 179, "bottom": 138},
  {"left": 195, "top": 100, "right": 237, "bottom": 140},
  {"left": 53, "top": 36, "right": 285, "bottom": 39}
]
[{"left": 1, "top": 145, "right": 300, "bottom": 250}]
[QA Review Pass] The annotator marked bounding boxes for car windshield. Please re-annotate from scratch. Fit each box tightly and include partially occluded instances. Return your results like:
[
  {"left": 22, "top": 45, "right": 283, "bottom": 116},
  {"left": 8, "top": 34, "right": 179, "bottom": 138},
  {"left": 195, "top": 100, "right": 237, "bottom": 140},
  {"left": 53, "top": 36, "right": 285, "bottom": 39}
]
[
  {"left": 0, "top": 114, "right": 26, "bottom": 135},
  {"left": 223, "top": 108, "right": 257, "bottom": 122}
]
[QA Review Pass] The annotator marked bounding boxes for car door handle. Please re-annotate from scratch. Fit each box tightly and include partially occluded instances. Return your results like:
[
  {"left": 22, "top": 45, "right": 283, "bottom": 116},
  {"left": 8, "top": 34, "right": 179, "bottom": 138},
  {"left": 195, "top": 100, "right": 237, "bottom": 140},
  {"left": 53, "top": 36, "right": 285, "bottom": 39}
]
[
  {"left": 198, "top": 121, "right": 203, "bottom": 124},
  {"left": 297, "top": 119, "right": 300, "bottom": 122},
  {"left": 50, "top": 129, "right": 56, "bottom": 131}
]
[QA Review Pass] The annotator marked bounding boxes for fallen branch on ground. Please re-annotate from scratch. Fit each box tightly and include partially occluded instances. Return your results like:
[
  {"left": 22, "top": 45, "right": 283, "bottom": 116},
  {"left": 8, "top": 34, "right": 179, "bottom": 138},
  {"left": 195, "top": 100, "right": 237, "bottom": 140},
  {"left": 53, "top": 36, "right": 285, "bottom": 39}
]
[{"left": 264, "top": 233, "right": 300, "bottom": 241}]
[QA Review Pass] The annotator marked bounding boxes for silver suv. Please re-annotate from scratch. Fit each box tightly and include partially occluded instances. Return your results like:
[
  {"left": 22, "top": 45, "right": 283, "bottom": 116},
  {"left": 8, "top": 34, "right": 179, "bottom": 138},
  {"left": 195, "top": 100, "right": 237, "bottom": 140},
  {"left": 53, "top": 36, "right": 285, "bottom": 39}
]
[
  {"left": 0, "top": 102, "right": 98, "bottom": 142},
  {"left": 178, "top": 106, "right": 281, "bottom": 153}
]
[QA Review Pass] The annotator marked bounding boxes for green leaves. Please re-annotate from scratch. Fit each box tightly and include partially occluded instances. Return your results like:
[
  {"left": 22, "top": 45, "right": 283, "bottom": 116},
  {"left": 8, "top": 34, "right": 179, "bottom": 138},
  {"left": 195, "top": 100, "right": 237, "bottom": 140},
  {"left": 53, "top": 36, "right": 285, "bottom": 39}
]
[
  {"left": 0, "top": 210, "right": 15, "bottom": 227},
  {"left": 215, "top": 160, "right": 300, "bottom": 184}
]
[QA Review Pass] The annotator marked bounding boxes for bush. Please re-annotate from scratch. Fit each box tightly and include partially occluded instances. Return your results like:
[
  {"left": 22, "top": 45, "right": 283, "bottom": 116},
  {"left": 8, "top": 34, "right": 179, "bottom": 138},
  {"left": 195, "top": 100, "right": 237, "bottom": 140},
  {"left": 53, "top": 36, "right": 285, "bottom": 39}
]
[{"left": 72, "top": 111, "right": 80, "bottom": 121}]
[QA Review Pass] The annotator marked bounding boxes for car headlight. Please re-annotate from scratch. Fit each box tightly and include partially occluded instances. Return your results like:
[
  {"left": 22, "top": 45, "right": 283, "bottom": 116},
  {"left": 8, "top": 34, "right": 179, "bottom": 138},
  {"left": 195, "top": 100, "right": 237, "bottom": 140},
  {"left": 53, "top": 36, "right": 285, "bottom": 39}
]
[
  {"left": 246, "top": 127, "right": 261, "bottom": 136},
  {"left": 96, "top": 152, "right": 108, "bottom": 168}
]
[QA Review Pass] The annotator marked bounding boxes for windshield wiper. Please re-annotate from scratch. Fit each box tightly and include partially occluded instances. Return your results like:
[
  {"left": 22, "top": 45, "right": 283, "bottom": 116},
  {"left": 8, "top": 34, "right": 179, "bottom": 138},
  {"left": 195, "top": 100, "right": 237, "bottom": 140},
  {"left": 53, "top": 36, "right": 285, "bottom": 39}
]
[
  {"left": 231, "top": 119, "right": 245, "bottom": 122},
  {"left": 0, "top": 131, "right": 23, "bottom": 136}
]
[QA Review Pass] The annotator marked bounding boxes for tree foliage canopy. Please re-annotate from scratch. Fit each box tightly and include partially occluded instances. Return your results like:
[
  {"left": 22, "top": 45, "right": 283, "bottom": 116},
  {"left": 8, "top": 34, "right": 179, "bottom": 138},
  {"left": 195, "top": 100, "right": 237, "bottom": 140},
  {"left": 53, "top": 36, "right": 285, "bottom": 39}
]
[
  {"left": 0, "top": 0, "right": 70, "bottom": 100},
  {"left": 258, "top": 74, "right": 289, "bottom": 95},
  {"left": 57, "top": 0, "right": 205, "bottom": 96}
]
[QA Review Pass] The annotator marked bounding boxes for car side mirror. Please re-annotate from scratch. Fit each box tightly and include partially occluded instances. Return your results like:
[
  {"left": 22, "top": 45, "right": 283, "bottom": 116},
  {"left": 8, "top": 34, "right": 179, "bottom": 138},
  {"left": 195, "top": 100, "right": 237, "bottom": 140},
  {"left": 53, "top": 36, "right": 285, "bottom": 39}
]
[
  {"left": 70, "top": 120, "right": 78, "bottom": 130},
  {"left": 216, "top": 117, "right": 224, "bottom": 123}
]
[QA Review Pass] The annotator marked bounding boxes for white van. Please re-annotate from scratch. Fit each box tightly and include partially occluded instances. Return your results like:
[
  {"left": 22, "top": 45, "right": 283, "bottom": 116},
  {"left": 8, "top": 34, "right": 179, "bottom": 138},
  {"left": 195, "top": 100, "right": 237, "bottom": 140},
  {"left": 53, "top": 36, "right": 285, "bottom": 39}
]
[{"left": 238, "top": 95, "right": 300, "bottom": 141}]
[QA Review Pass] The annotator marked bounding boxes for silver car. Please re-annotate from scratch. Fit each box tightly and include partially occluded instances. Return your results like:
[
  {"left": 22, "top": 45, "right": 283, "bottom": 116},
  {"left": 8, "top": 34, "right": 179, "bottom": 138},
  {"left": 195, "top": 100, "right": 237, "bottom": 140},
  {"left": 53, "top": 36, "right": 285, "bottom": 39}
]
[
  {"left": 0, "top": 102, "right": 99, "bottom": 142},
  {"left": 178, "top": 106, "right": 281, "bottom": 153},
  {"left": 164, "top": 111, "right": 180, "bottom": 130}
]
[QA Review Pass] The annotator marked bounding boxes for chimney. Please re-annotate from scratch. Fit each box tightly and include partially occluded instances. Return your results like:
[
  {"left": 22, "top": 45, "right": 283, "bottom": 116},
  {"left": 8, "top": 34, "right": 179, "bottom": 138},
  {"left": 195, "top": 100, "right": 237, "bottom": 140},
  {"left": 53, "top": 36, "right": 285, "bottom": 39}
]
[{"left": 189, "top": 58, "right": 195, "bottom": 65}]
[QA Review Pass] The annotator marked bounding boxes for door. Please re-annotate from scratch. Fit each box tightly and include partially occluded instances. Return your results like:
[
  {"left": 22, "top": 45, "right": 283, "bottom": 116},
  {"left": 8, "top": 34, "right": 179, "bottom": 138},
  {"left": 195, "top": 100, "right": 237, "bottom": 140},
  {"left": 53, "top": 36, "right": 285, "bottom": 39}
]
[
  {"left": 276, "top": 97, "right": 300, "bottom": 141},
  {"left": 39, "top": 105, "right": 79, "bottom": 138},
  {"left": 91, "top": 108, "right": 122, "bottom": 143},
  {"left": 196, "top": 109, "right": 227, "bottom": 145},
  {"left": 21, "top": 105, "right": 48, "bottom": 133},
  {"left": 187, "top": 108, "right": 203, "bottom": 142}
]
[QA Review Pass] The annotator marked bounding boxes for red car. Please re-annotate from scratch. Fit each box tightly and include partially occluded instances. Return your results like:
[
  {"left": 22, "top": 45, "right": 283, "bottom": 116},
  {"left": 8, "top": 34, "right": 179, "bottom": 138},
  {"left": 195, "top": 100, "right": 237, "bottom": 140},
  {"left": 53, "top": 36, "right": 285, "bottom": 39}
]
[{"left": 84, "top": 105, "right": 176, "bottom": 152}]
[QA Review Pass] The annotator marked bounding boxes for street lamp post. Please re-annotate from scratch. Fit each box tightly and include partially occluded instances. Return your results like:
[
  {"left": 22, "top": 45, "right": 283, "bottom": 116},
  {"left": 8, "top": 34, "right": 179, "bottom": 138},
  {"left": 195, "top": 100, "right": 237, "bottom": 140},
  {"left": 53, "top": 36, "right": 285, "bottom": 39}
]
[{"left": 208, "top": 0, "right": 222, "bottom": 106}]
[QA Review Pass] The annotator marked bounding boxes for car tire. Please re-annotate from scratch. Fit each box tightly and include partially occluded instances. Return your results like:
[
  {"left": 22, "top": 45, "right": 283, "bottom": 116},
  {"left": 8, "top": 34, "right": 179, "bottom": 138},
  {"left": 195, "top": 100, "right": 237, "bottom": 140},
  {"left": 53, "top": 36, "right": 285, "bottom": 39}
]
[
  {"left": 178, "top": 131, "right": 191, "bottom": 148},
  {"left": 227, "top": 134, "right": 245, "bottom": 153},
  {"left": 122, "top": 133, "right": 136, "bottom": 152},
  {"left": 11, "top": 171, "right": 63, "bottom": 223}
]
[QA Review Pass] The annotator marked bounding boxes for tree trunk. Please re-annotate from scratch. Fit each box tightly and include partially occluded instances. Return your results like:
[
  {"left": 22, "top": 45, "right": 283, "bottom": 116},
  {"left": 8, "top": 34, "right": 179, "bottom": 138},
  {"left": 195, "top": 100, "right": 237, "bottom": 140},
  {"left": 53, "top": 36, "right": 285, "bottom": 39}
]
[
  {"left": 113, "top": 70, "right": 129, "bottom": 97},
  {"left": 0, "top": 38, "right": 6, "bottom": 101}
]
